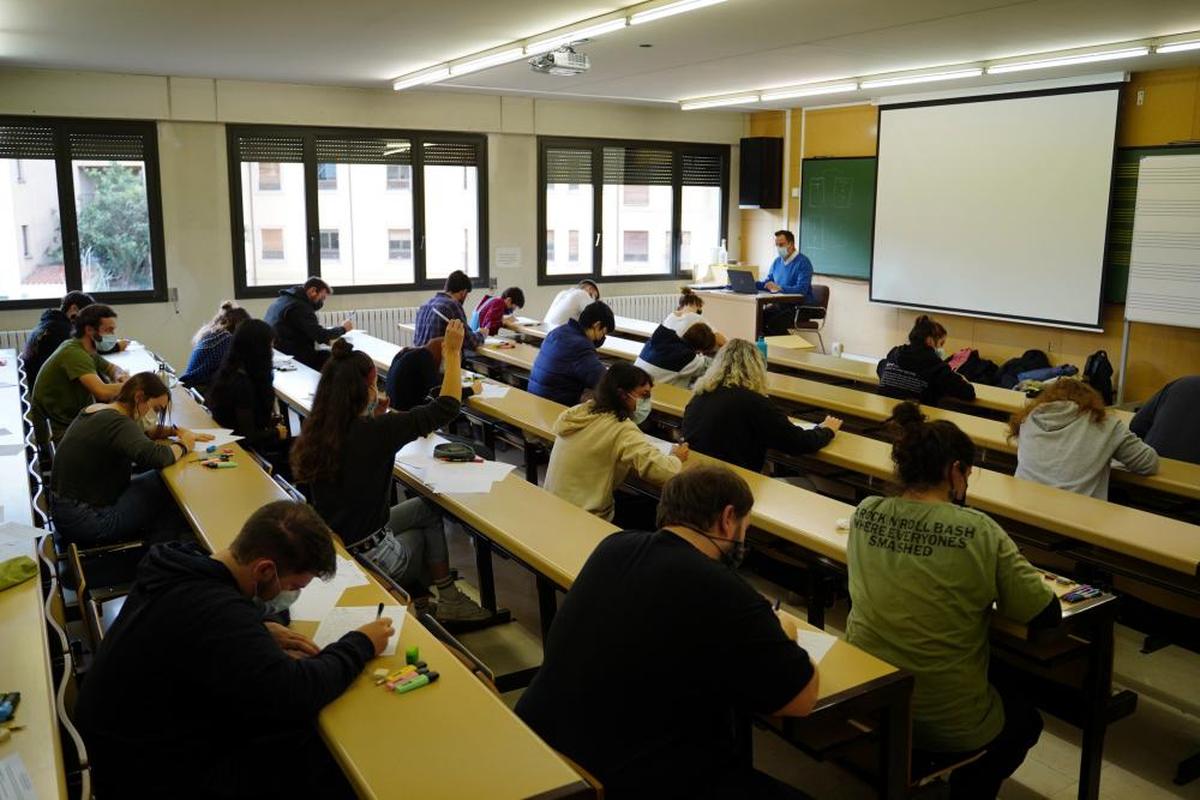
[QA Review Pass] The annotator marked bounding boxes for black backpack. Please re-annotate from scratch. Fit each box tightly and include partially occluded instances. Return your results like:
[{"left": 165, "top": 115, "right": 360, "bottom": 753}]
[
  {"left": 1083, "top": 350, "right": 1115, "bottom": 405},
  {"left": 997, "top": 349, "right": 1050, "bottom": 390}
]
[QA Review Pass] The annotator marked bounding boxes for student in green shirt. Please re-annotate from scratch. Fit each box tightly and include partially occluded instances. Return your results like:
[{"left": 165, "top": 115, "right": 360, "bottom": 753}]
[
  {"left": 32, "top": 303, "right": 129, "bottom": 444},
  {"left": 846, "top": 401, "right": 1060, "bottom": 799}
]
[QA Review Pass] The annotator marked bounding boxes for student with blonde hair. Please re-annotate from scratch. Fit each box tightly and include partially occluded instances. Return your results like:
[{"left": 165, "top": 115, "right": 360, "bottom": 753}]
[
  {"left": 1009, "top": 379, "right": 1157, "bottom": 499},
  {"left": 683, "top": 339, "right": 840, "bottom": 472}
]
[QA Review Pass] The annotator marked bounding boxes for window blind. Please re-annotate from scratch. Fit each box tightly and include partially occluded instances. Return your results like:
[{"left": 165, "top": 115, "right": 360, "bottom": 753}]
[
  {"left": 602, "top": 146, "right": 673, "bottom": 185},
  {"left": 545, "top": 147, "right": 592, "bottom": 184},
  {"left": 315, "top": 137, "right": 412, "bottom": 164},
  {"left": 234, "top": 133, "right": 305, "bottom": 163},
  {"left": 0, "top": 123, "right": 56, "bottom": 159},
  {"left": 422, "top": 141, "right": 479, "bottom": 167}
]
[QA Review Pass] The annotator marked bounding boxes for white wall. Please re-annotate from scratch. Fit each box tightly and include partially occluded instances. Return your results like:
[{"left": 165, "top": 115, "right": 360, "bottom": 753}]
[{"left": 0, "top": 68, "right": 745, "bottom": 367}]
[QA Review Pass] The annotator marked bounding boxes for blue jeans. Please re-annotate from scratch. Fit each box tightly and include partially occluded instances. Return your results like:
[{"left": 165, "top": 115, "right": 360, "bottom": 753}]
[
  {"left": 357, "top": 497, "right": 447, "bottom": 590},
  {"left": 51, "top": 471, "right": 190, "bottom": 548}
]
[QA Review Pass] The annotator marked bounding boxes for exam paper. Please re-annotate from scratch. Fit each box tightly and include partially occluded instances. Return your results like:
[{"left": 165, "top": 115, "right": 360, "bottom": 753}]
[
  {"left": 474, "top": 382, "right": 510, "bottom": 400},
  {"left": 0, "top": 521, "right": 43, "bottom": 543},
  {"left": 289, "top": 555, "right": 369, "bottom": 621},
  {"left": 396, "top": 435, "right": 517, "bottom": 494},
  {"left": 313, "top": 605, "right": 406, "bottom": 656},
  {"left": 646, "top": 436, "right": 676, "bottom": 457},
  {"left": 189, "top": 428, "right": 245, "bottom": 450},
  {"left": 796, "top": 629, "right": 838, "bottom": 665},
  {"left": 0, "top": 753, "right": 36, "bottom": 800}
]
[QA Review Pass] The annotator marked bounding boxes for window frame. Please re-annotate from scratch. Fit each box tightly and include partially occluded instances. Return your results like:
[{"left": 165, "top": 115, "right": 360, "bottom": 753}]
[
  {"left": 0, "top": 115, "right": 168, "bottom": 309},
  {"left": 537, "top": 135, "right": 729, "bottom": 286},
  {"left": 227, "top": 124, "right": 488, "bottom": 298}
]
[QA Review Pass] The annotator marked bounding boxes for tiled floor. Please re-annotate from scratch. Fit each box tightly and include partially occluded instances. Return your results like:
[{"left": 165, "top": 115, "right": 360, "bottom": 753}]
[{"left": 446, "top": 521, "right": 1200, "bottom": 799}]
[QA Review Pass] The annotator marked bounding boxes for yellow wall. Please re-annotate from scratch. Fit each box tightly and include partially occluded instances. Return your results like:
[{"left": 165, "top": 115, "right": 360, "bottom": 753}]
[{"left": 785, "top": 70, "right": 1200, "bottom": 402}]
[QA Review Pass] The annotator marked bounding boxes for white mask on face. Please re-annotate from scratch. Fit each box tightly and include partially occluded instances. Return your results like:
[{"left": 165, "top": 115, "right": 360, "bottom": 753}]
[
  {"left": 776, "top": 246, "right": 789, "bottom": 259},
  {"left": 631, "top": 396, "right": 652, "bottom": 425},
  {"left": 140, "top": 406, "right": 160, "bottom": 432}
]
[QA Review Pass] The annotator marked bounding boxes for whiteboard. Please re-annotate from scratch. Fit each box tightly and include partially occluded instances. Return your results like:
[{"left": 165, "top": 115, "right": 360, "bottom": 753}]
[
  {"left": 871, "top": 88, "right": 1119, "bottom": 329},
  {"left": 1125, "top": 154, "right": 1200, "bottom": 329}
]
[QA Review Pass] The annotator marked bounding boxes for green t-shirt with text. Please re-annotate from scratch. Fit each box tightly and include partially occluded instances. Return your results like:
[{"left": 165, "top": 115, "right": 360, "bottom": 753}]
[
  {"left": 845, "top": 496, "right": 1052, "bottom": 752},
  {"left": 32, "top": 337, "right": 111, "bottom": 427}
]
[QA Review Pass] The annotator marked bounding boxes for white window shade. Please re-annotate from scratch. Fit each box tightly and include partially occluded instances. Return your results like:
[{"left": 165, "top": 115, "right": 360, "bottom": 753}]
[{"left": 870, "top": 87, "right": 1120, "bottom": 329}]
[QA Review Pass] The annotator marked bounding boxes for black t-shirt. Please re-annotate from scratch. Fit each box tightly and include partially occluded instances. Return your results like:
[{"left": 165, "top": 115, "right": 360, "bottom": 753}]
[
  {"left": 309, "top": 396, "right": 460, "bottom": 546},
  {"left": 515, "top": 529, "right": 814, "bottom": 799},
  {"left": 682, "top": 386, "right": 833, "bottom": 472}
]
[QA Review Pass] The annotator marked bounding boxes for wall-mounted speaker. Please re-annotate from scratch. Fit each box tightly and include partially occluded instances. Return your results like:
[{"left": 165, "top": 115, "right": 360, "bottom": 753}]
[{"left": 739, "top": 136, "right": 783, "bottom": 209}]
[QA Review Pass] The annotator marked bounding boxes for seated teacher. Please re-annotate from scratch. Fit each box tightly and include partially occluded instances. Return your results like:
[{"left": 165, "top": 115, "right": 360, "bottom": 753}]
[{"left": 757, "top": 229, "right": 815, "bottom": 336}]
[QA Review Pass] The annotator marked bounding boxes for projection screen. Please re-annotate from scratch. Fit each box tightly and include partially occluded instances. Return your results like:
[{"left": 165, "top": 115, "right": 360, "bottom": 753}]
[{"left": 870, "top": 86, "right": 1120, "bottom": 329}]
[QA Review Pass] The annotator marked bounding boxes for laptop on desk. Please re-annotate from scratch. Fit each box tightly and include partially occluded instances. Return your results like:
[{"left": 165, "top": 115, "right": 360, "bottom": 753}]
[{"left": 727, "top": 269, "right": 758, "bottom": 294}]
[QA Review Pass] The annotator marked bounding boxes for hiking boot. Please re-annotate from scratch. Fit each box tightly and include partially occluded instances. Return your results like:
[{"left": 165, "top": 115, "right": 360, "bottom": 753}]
[{"left": 434, "top": 583, "right": 493, "bottom": 624}]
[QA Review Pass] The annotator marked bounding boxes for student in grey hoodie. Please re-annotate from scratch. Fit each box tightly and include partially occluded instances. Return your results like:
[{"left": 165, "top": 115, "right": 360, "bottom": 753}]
[{"left": 1008, "top": 379, "right": 1158, "bottom": 500}]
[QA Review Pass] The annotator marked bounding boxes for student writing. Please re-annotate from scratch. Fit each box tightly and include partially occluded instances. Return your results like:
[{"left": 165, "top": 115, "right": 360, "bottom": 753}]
[
  {"left": 180, "top": 300, "right": 251, "bottom": 393},
  {"left": 877, "top": 315, "right": 975, "bottom": 405}
]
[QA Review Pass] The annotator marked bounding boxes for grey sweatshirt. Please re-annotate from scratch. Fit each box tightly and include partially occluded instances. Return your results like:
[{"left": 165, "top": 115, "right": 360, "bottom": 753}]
[{"left": 1014, "top": 401, "right": 1159, "bottom": 499}]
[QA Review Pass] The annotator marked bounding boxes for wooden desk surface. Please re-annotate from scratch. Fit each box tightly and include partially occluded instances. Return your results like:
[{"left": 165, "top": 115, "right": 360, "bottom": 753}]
[
  {"left": 0, "top": 355, "right": 67, "bottom": 800},
  {"left": 693, "top": 289, "right": 809, "bottom": 302},
  {"left": 787, "top": 613, "right": 902, "bottom": 706},
  {"left": 612, "top": 315, "right": 657, "bottom": 339},
  {"left": 162, "top": 379, "right": 589, "bottom": 800},
  {"left": 512, "top": 323, "right": 643, "bottom": 362}
]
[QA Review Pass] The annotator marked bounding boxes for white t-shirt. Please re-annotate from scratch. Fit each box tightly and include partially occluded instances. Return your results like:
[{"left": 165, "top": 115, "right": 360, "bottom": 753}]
[
  {"left": 544, "top": 288, "right": 594, "bottom": 328},
  {"left": 661, "top": 310, "right": 702, "bottom": 336}
]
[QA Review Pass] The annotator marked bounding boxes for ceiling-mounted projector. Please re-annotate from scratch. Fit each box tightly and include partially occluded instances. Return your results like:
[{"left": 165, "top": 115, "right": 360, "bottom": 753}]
[{"left": 529, "top": 46, "right": 590, "bottom": 76}]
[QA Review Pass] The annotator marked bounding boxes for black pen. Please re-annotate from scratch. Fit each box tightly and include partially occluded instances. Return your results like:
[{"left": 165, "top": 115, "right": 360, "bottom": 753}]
[{"left": 376, "top": 602, "right": 384, "bottom": 620}]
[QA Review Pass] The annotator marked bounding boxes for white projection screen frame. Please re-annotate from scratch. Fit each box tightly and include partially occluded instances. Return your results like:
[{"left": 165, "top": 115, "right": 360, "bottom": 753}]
[{"left": 869, "top": 86, "right": 1121, "bottom": 330}]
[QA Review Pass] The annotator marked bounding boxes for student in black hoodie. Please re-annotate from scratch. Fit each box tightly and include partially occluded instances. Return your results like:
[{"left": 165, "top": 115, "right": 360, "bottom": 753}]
[
  {"left": 20, "top": 291, "right": 93, "bottom": 381},
  {"left": 209, "top": 319, "right": 291, "bottom": 474},
  {"left": 263, "top": 276, "right": 354, "bottom": 369},
  {"left": 75, "top": 500, "right": 395, "bottom": 800},
  {"left": 877, "top": 315, "right": 976, "bottom": 405},
  {"left": 683, "top": 339, "right": 840, "bottom": 472}
]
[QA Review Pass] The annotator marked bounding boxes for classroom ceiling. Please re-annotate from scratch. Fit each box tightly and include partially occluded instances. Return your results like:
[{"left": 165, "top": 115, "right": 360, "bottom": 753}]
[{"left": 2, "top": 0, "right": 1199, "bottom": 108}]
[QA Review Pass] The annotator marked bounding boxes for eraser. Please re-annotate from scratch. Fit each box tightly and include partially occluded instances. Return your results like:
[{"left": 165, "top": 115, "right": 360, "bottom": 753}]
[
  {"left": 372, "top": 668, "right": 389, "bottom": 680},
  {"left": 835, "top": 518, "right": 850, "bottom": 531}
]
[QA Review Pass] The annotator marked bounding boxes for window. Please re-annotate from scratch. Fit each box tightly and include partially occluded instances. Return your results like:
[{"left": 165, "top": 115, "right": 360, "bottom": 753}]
[
  {"left": 623, "top": 231, "right": 649, "bottom": 262},
  {"left": 0, "top": 118, "right": 167, "bottom": 306},
  {"left": 316, "top": 163, "right": 337, "bottom": 190},
  {"left": 388, "top": 228, "right": 412, "bottom": 261},
  {"left": 386, "top": 164, "right": 411, "bottom": 190},
  {"left": 543, "top": 147, "right": 594, "bottom": 277},
  {"left": 538, "top": 138, "right": 727, "bottom": 284},
  {"left": 258, "top": 162, "right": 281, "bottom": 190},
  {"left": 261, "top": 229, "right": 285, "bottom": 260},
  {"left": 319, "top": 229, "right": 340, "bottom": 260},
  {"left": 228, "top": 127, "right": 486, "bottom": 295}
]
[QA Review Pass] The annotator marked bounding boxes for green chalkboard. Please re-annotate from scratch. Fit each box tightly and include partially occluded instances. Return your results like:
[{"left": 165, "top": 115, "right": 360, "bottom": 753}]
[
  {"left": 1104, "top": 145, "right": 1200, "bottom": 304},
  {"left": 798, "top": 157, "right": 876, "bottom": 280}
]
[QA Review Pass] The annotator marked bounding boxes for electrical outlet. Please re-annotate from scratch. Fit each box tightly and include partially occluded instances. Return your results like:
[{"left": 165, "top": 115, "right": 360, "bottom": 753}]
[
  {"left": 167, "top": 287, "right": 179, "bottom": 303},
  {"left": 1136, "top": 89, "right": 1145, "bottom": 106}
]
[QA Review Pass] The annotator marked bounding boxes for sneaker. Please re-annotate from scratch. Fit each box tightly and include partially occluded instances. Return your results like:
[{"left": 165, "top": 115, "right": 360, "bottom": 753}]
[{"left": 434, "top": 583, "right": 494, "bottom": 624}]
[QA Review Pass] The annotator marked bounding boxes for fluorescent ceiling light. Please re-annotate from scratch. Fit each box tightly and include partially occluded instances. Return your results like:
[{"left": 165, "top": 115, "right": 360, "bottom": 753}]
[
  {"left": 760, "top": 81, "right": 859, "bottom": 101},
  {"left": 680, "top": 93, "right": 760, "bottom": 110},
  {"left": 630, "top": 0, "right": 726, "bottom": 26},
  {"left": 860, "top": 68, "right": 982, "bottom": 89},
  {"left": 449, "top": 48, "right": 526, "bottom": 76},
  {"left": 986, "top": 46, "right": 1149, "bottom": 74},
  {"left": 393, "top": 66, "right": 451, "bottom": 91},
  {"left": 1156, "top": 38, "right": 1200, "bottom": 55},
  {"left": 526, "top": 19, "right": 629, "bottom": 55}
]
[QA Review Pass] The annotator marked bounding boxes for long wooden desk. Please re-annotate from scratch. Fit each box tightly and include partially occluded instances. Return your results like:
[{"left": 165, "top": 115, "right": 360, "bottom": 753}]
[
  {"left": 272, "top": 360, "right": 915, "bottom": 799},
  {"left": 161, "top": 382, "right": 591, "bottom": 800},
  {"left": 0, "top": 348, "right": 67, "bottom": 800},
  {"left": 612, "top": 315, "right": 657, "bottom": 340}
]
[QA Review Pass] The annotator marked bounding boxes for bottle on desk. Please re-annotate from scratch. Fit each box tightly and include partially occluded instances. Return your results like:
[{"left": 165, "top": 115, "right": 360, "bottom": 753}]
[{"left": 756, "top": 337, "right": 768, "bottom": 361}]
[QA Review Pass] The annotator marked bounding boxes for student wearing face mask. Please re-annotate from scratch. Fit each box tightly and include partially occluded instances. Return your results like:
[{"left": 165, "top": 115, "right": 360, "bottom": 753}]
[
  {"left": 877, "top": 314, "right": 975, "bottom": 405},
  {"left": 518, "top": 466, "right": 820, "bottom": 799},
  {"left": 528, "top": 300, "right": 615, "bottom": 406},
  {"left": 33, "top": 303, "right": 131, "bottom": 446},
  {"left": 291, "top": 321, "right": 491, "bottom": 626},
  {"left": 21, "top": 290, "right": 94, "bottom": 383},
  {"left": 846, "top": 401, "right": 1060, "bottom": 799},
  {"left": 264, "top": 276, "right": 354, "bottom": 370},
  {"left": 48, "top": 372, "right": 211, "bottom": 547},
  {"left": 543, "top": 362, "right": 687, "bottom": 526},
  {"left": 75, "top": 500, "right": 395, "bottom": 800}
]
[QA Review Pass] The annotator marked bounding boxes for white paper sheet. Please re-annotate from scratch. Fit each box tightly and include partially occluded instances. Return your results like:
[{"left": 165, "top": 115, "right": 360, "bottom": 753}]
[
  {"left": 474, "top": 382, "right": 510, "bottom": 400},
  {"left": 0, "top": 521, "right": 42, "bottom": 544},
  {"left": 0, "top": 445, "right": 23, "bottom": 457},
  {"left": 289, "top": 555, "right": 370, "bottom": 621},
  {"left": 0, "top": 754, "right": 36, "bottom": 800},
  {"left": 483, "top": 336, "right": 514, "bottom": 348},
  {"left": 313, "top": 605, "right": 406, "bottom": 656},
  {"left": 396, "top": 434, "right": 516, "bottom": 494},
  {"left": 645, "top": 435, "right": 676, "bottom": 456},
  {"left": 124, "top": 341, "right": 147, "bottom": 351},
  {"left": 791, "top": 419, "right": 817, "bottom": 430},
  {"left": 796, "top": 629, "right": 838, "bottom": 665},
  {"left": 188, "top": 428, "right": 245, "bottom": 450}
]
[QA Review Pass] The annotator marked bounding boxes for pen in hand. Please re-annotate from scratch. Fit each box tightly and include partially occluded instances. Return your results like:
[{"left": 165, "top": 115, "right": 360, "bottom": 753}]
[{"left": 376, "top": 602, "right": 384, "bottom": 620}]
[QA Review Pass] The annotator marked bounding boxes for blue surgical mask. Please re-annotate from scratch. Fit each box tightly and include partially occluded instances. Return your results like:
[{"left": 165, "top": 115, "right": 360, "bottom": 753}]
[
  {"left": 776, "top": 246, "right": 789, "bottom": 259},
  {"left": 253, "top": 570, "right": 300, "bottom": 616},
  {"left": 632, "top": 396, "right": 652, "bottom": 425},
  {"left": 365, "top": 396, "right": 378, "bottom": 416},
  {"left": 96, "top": 333, "right": 120, "bottom": 352}
]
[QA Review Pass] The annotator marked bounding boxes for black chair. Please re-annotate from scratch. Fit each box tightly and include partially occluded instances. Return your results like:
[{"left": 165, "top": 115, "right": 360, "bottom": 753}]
[{"left": 787, "top": 283, "right": 830, "bottom": 353}]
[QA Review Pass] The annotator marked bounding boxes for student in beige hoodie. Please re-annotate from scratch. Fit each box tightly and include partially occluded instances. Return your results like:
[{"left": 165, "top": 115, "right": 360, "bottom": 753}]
[
  {"left": 544, "top": 361, "right": 689, "bottom": 525},
  {"left": 1009, "top": 379, "right": 1158, "bottom": 500}
]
